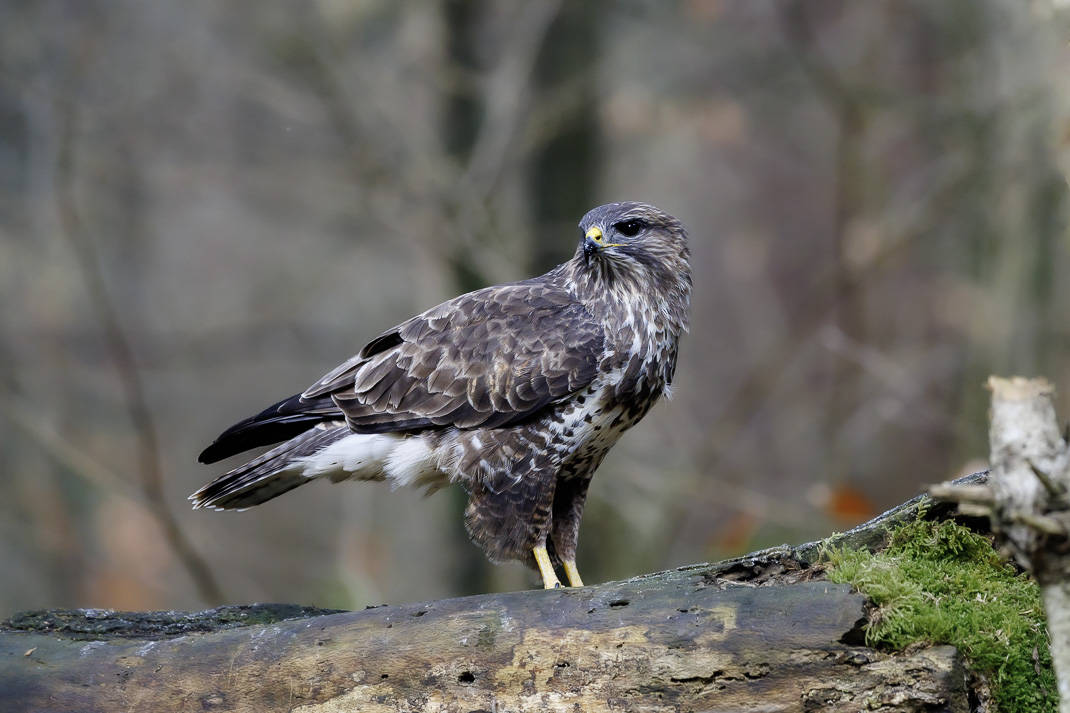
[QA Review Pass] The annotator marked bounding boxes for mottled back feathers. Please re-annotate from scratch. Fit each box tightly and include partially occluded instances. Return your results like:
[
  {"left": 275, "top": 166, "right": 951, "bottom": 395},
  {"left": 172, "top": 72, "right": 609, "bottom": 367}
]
[{"left": 306, "top": 278, "right": 605, "bottom": 433}]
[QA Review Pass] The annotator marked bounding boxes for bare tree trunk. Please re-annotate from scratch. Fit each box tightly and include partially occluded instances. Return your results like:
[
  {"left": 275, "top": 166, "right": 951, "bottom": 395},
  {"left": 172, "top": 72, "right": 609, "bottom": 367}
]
[{"left": 933, "top": 376, "right": 1070, "bottom": 713}]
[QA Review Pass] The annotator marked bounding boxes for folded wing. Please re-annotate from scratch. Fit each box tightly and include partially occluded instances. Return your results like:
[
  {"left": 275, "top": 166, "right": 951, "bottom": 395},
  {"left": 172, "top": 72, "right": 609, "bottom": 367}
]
[
  {"left": 309, "top": 279, "right": 604, "bottom": 431},
  {"left": 199, "top": 278, "right": 605, "bottom": 464}
]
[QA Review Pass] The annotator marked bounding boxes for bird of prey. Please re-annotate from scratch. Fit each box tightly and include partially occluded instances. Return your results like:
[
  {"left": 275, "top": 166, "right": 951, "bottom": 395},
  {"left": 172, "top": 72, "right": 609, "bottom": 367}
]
[{"left": 192, "top": 201, "right": 691, "bottom": 589}]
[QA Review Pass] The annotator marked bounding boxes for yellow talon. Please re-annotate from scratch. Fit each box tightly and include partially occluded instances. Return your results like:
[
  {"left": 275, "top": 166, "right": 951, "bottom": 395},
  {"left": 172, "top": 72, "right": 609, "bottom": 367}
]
[
  {"left": 563, "top": 560, "right": 584, "bottom": 588},
  {"left": 533, "top": 544, "right": 562, "bottom": 589}
]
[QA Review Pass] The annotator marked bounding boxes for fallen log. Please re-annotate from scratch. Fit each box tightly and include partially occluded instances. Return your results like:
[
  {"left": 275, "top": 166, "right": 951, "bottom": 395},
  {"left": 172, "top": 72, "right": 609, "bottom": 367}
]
[{"left": 0, "top": 476, "right": 988, "bottom": 712}]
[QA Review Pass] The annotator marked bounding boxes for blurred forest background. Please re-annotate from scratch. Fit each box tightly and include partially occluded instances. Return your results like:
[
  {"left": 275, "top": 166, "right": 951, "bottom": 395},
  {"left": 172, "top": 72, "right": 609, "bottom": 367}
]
[{"left": 2, "top": 0, "right": 1070, "bottom": 614}]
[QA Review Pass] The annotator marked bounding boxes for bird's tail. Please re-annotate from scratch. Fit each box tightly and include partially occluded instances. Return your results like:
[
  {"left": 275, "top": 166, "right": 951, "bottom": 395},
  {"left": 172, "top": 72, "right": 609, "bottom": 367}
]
[{"left": 191, "top": 423, "right": 350, "bottom": 510}]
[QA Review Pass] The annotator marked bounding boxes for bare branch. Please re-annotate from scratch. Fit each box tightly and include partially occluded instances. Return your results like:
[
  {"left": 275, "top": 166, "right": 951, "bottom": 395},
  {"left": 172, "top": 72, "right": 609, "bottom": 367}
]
[
  {"left": 458, "top": 0, "right": 564, "bottom": 202},
  {"left": 928, "top": 482, "right": 995, "bottom": 505},
  {"left": 52, "top": 88, "right": 224, "bottom": 606},
  {"left": 984, "top": 375, "right": 1070, "bottom": 711},
  {"left": 0, "top": 386, "right": 129, "bottom": 497}
]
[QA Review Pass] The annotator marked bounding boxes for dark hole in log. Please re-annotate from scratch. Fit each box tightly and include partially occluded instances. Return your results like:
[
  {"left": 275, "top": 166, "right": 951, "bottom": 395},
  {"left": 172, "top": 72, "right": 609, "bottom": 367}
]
[
  {"left": 458, "top": 671, "right": 475, "bottom": 683},
  {"left": 839, "top": 616, "right": 868, "bottom": 646},
  {"left": 609, "top": 599, "right": 630, "bottom": 608}
]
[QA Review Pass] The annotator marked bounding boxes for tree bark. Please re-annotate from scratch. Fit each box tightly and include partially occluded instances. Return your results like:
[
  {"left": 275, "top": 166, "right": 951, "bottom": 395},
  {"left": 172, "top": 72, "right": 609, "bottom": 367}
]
[
  {"left": 1, "top": 477, "right": 978, "bottom": 713},
  {"left": 933, "top": 376, "right": 1070, "bottom": 713},
  {"left": 1, "top": 579, "right": 967, "bottom": 713}
]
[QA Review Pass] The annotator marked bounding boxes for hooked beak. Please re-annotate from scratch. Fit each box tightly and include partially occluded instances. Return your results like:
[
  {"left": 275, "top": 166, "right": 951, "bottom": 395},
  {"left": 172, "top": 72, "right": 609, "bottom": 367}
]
[{"left": 583, "top": 226, "right": 612, "bottom": 265}]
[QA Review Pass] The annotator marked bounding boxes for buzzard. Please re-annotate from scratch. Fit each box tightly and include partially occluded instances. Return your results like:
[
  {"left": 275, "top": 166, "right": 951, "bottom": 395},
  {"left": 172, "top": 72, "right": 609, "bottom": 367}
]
[{"left": 192, "top": 202, "right": 691, "bottom": 589}]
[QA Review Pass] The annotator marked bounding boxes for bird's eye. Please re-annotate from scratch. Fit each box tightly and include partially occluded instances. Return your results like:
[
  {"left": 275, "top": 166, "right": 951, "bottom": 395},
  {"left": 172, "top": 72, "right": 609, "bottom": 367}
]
[{"left": 614, "top": 219, "right": 644, "bottom": 237}]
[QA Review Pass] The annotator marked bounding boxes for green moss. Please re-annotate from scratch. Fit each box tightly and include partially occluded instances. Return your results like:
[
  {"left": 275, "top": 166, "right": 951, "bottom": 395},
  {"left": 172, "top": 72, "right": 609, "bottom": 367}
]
[{"left": 825, "top": 517, "right": 1055, "bottom": 713}]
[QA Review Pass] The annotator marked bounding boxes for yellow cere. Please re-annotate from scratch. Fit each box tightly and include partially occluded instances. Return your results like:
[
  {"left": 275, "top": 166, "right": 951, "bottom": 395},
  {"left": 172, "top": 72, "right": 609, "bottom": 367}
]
[{"left": 586, "top": 225, "right": 625, "bottom": 248}]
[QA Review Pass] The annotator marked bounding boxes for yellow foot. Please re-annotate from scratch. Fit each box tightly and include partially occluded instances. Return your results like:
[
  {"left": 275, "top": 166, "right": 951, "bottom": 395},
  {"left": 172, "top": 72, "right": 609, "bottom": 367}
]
[
  {"left": 533, "top": 544, "right": 562, "bottom": 589},
  {"left": 562, "top": 559, "right": 584, "bottom": 588}
]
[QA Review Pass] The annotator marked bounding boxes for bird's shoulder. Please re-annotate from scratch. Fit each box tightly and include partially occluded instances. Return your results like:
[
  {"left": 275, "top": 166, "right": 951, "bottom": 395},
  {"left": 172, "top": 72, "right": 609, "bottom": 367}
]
[{"left": 300, "top": 271, "right": 607, "bottom": 432}]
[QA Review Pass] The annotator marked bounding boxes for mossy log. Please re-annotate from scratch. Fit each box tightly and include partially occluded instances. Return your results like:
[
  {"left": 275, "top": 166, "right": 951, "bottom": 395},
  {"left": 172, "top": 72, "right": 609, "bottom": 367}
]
[{"left": 1, "top": 477, "right": 983, "bottom": 713}]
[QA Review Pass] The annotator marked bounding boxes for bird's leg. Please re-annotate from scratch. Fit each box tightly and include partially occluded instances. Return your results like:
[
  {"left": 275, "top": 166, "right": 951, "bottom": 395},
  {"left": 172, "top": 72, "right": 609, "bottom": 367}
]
[
  {"left": 533, "top": 544, "right": 562, "bottom": 589},
  {"left": 562, "top": 559, "right": 584, "bottom": 587},
  {"left": 549, "top": 474, "right": 594, "bottom": 588}
]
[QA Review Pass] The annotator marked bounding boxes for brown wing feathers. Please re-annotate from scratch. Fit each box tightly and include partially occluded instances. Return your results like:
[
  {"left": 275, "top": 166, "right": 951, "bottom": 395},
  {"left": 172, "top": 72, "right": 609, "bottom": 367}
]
[
  {"left": 331, "top": 286, "right": 604, "bottom": 432},
  {"left": 199, "top": 278, "right": 605, "bottom": 464}
]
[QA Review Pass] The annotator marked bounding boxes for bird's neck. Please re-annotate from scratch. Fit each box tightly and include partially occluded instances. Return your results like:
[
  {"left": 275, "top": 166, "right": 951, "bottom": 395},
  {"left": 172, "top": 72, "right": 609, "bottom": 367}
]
[{"left": 560, "top": 257, "right": 691, "bottom": 341}]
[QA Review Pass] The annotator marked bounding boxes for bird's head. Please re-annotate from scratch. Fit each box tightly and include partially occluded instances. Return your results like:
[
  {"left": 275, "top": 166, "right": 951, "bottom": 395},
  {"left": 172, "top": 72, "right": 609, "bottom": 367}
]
[{"left": 573, "top": 202, "right": 692, "bottom": 327}]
